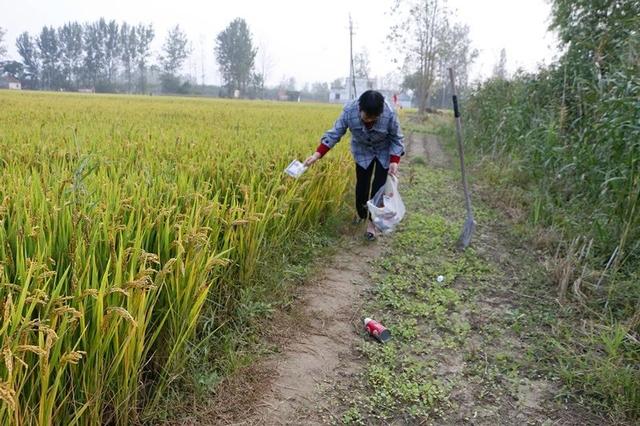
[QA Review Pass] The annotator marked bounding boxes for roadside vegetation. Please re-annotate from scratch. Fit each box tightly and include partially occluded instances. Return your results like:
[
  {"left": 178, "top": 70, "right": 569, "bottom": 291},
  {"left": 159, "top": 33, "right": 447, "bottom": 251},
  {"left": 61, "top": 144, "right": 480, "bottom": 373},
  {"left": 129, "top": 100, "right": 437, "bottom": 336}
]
[{"left": 459, "top": 1, "right": 639, "bottom": 419}]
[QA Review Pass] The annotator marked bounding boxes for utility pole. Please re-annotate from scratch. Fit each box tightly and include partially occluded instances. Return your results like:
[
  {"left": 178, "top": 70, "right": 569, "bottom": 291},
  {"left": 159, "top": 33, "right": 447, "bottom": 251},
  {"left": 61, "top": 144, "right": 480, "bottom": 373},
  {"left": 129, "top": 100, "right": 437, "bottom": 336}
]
[
  {"left": 189, "top": 42, "right": 196, "bottom": 85},
  {"left": 199, "top": 34, "right": 206, "bottom": 87},
  {"left": 441, "top": 62, "right": 446, "bottom": 108},
  {"left": 349, "top": 14, "right": 357, "bottom": 99}
]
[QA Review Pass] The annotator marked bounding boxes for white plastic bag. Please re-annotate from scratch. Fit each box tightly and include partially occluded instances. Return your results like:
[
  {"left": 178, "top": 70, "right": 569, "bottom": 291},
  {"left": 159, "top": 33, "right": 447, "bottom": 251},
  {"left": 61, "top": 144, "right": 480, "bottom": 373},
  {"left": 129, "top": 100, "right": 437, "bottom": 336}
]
[{"left": 366, "top": 175, "right": 406, "bottom": 234}]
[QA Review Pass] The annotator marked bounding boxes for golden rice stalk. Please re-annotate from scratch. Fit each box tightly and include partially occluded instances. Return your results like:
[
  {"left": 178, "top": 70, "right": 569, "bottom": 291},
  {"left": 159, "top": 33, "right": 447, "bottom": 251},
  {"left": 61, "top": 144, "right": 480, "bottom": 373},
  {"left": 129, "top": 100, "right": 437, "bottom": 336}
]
[
  {"left": 158, "top": 258, "right": 177, "bottom": 275},
  {"left": 36, "top": 270, "right": 57, "bottom": 284},
  {"left": 52, "top": 295, "right": 74, "bottom": 305},
  {"left": 105, "top": 307, "right": 138, "bottom": 328},
  {"left": 1, "top": 283, "right": 21, "bottom": 292},
  {"left": 205, "top": 257, "right": 231, "bottom": 270},
  {"left": 123, "top": 276, "right": 157, "bottom": 291},
  {"left": 0, "top": 382, "right": 16, "bottom": 411},
  {"left": 60, "top": 351, "right": 87, "bottom": 365},
  {"left": 17, "top": 345, "right": 47, "bottom": 357},
  {"left": 42, "top": 327, "right": 59, "bottom": 352},
  {"left": 2, "top": 347, "right": 13, "bottom": 377},
  {"left": 26, "top": 288, "right": 50, "bottom": 305},
  {"left": 2, "top": 293, "right": 12, "bottom": 324},
  {"left": 80, "top": 289, "right": 99, "bottom": 299},
  {"left": 53, "top": 306, "right": 83, "bottom": 322},
  {"left": 141, "top": 251, "right": 161, "bottom": 265},
  {"left": 108, "top": 288, "right": 129, "bottom": 297}
]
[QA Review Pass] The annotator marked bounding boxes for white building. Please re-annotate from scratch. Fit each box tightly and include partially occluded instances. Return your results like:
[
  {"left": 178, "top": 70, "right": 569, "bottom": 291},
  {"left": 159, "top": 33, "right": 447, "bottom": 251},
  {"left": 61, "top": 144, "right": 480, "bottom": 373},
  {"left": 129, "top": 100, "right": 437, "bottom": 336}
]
[
  {"left": 329, "top": 77, "right": 413, "bottom": 108},
  {"left": 0, "top": 76, "right": 21, "bottom": 90},
  {"left": 329, "top": 77, "right": 375, "bottom": 104}
]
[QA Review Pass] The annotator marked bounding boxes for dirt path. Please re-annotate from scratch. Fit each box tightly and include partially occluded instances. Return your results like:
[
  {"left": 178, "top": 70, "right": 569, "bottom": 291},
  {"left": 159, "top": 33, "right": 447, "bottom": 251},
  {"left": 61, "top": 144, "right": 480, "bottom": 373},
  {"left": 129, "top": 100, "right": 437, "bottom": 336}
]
[
  {"left": 192, "top": 232, "right": 383, "bottom": 426},
  {"left": 242, "top": 240, "right": 382, "bottom": 425},
  {"left": 202, "top": 130, "right": 609, "bottom": 425}
]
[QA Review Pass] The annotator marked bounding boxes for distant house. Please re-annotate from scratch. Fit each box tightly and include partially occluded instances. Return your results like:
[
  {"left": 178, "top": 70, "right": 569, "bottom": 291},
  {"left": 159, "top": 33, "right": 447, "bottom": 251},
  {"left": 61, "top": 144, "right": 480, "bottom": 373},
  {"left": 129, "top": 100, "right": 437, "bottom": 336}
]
[
  {"left": 0, "top": 75, "right": 22, "bottom": 90},
  {"left": 328, "top": 77, "right": 413, "bottom": 108},
  {"left": 277, "top": 90, "right": 301, "bottom": 102},
  {"left": 329, "top": 77, "right": 375, "bottom": 104}
]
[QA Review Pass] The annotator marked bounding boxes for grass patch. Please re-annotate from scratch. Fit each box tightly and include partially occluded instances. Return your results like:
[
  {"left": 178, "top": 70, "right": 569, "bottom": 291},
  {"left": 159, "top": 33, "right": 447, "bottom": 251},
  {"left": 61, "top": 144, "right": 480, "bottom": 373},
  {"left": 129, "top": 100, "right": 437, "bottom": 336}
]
[
  {"left": 332, "top": 147, "right": 494, "bottom": 423},
  {"left": 408, "top": 113, "right": 640, "bottom": 422},
  {"left": 329, "top": 124, "right": 629, "bottom": 424}
]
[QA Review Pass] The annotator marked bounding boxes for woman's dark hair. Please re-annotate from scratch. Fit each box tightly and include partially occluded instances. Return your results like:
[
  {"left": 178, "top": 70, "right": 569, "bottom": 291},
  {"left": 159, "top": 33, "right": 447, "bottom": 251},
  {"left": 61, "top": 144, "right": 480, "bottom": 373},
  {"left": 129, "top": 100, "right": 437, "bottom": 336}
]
[{"left": 358, "top": 90, "right": 385, "bottom": 117}]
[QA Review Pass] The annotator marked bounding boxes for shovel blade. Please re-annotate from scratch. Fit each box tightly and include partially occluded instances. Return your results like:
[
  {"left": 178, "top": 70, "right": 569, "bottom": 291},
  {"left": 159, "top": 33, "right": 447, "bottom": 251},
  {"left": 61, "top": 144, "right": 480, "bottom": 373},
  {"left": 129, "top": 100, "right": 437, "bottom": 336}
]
[{"left": 456, "top": 217, "right": 476, "bottom": 250}]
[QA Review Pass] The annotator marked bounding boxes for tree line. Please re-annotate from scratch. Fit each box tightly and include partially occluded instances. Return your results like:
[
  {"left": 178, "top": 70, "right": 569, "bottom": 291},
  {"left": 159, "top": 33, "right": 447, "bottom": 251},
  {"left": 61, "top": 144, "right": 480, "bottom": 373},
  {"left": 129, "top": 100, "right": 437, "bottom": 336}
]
[
  {"left": 0, "top": 18, "right": 264, "bottom": 96},
  {"left": 5, "top": 20, "right": 156, "bottom": 92}
]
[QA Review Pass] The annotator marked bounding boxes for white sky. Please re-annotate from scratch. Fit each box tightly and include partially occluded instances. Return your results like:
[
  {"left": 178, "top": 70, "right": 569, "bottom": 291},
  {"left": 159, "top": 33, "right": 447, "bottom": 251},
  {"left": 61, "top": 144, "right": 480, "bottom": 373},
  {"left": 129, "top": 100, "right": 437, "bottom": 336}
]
[{"left": 0, "top": 0, "right": 559, "bottom": 88}]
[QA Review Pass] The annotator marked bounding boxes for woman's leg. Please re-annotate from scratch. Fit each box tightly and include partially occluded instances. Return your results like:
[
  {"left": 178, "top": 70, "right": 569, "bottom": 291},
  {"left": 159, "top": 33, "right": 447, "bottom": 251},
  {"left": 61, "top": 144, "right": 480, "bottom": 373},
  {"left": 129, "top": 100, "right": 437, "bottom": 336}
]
[{"left": 355, "top": 161, "right": 375, "bottom": 219}]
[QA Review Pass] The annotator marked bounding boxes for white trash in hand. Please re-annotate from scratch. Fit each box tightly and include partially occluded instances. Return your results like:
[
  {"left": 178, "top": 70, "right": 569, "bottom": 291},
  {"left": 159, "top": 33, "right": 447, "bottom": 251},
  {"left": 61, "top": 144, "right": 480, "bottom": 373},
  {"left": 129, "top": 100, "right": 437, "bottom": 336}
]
[{"left": 284, "top": 159, "right": 307, "bottom": 178}]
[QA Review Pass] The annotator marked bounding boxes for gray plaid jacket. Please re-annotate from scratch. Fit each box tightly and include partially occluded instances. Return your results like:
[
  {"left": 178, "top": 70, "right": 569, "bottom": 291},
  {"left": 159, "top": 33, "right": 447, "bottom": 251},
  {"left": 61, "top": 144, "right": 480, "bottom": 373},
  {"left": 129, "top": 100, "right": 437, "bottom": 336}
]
[{"left": 320, "top": 100, "right": 405, "bottom": 169}]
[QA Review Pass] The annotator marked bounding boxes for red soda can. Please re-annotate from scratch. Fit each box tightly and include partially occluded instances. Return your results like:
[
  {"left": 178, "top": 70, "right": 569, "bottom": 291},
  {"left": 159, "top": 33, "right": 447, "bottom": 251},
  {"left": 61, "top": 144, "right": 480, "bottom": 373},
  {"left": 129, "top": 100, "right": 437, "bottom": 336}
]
[{"left": 364, "top": 318, "right": 392, "bottom": 343}]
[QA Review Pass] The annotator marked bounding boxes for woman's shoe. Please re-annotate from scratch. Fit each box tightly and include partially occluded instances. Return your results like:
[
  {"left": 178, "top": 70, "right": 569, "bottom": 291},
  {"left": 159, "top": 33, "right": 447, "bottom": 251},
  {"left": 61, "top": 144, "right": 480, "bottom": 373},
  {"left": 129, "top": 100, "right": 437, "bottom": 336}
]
[{"left": 365, "top": 220, "right": 378, "bottom": 241}]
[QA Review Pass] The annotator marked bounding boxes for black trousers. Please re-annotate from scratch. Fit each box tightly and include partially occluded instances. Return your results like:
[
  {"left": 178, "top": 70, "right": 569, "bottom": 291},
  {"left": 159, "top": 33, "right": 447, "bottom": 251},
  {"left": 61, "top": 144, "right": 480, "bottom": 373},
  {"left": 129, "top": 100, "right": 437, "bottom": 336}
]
[{"left": 355, "top": 158, "right": 388, "bottom": 220}]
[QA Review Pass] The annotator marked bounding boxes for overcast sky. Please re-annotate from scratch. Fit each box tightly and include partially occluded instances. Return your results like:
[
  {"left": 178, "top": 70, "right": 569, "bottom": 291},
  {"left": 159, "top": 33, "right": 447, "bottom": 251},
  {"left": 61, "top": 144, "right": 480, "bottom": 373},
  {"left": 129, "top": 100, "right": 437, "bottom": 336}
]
[{"left": 1, "top": 0, "right": 559, "bottom": 87}]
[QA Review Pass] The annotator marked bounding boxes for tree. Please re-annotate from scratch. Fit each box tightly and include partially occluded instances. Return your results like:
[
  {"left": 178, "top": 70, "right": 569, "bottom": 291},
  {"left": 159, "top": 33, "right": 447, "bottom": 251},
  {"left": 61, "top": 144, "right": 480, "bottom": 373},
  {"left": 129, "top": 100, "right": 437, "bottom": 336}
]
[
  {"left": 493, "top": 48, "right": 507, "bottom": 79},
  {"left": 550, "top": 0, "right": 639, "bottom": 79},
  {"left": 330, "top": 78, "right": 344, "bottom": 90},
  {"left": 83, "top": 19, "right": 106, "bottom": 87},
  {"left": 436, "top": 22, "right": 475, "bottom": 89},
  {"left": 380, "top": 71, "right": 402, "bottom": 92},
  {"left": 354, "top": 49, "right": 371, "bottom": 80},
  {"left": 103, "top": 20, "right": 121, "bottom": 87},
  {"left": 135, "top": 24, "right": 154, "bottom": 93},
  {"left": 159, "top": 25, "right": 191, "bottom": 93},
  {"left": 0, "top": 27, "right": 7, "bottom": 60},
  {"left": 58, "top": 22, "right": 84, "bottom": 90},
  {"left": 434, "top": 22, "right": 477, "bottom": 107},
  {"left": 160, "top": 25, "right": 190, "bottom": 76},
  {"left": 286, "top": 76, "right": 296, "bottom": 91},
  {"left": 1, "top": 61, "right": 25, "bottom": 80},
  {"left": 215, "top": 18, "right": 257, "bottom": 96},
  {"left": 16, "top": 32, "right": 41, "bottom": 88},
  {"left": 120, "top": 23, "right": 138, "bottom": 92},
  {"left": 248, "top": 71, "right": 264, "bottom": 99},
  {"left": 37, "top": 26, "right": 62, "bottom": 90},
  {"left": 389, "top": 0, "right": 448, "bottom": 113},
  {"left": 311, "top": 81, "right": 330, "bottom": 102},
  {"left": 257, "top": 43, "right": 274, "bottom": 92}
]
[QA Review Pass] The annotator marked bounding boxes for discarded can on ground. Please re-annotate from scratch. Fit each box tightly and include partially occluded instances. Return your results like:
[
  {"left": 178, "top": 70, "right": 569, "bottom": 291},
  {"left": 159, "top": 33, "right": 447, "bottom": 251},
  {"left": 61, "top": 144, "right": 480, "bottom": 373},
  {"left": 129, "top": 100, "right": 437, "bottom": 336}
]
[{"left": 364, "top": 318, "right": 392, "bottom": 343}]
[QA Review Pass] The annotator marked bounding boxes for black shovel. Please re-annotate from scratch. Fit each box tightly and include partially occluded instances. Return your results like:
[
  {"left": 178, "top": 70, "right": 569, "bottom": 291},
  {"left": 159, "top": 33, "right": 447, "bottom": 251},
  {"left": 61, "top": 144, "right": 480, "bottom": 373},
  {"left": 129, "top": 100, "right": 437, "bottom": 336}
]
[{"left": 448, "top": 67, "right": 476, "bottom": 250}]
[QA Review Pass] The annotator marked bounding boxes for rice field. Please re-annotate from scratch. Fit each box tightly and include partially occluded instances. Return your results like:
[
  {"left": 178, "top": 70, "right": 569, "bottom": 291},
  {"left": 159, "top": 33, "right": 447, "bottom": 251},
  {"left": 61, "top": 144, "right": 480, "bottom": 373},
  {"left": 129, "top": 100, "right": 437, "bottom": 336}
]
[{"left": 0, "top": 91, "right": 351, "bottom": 424}]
